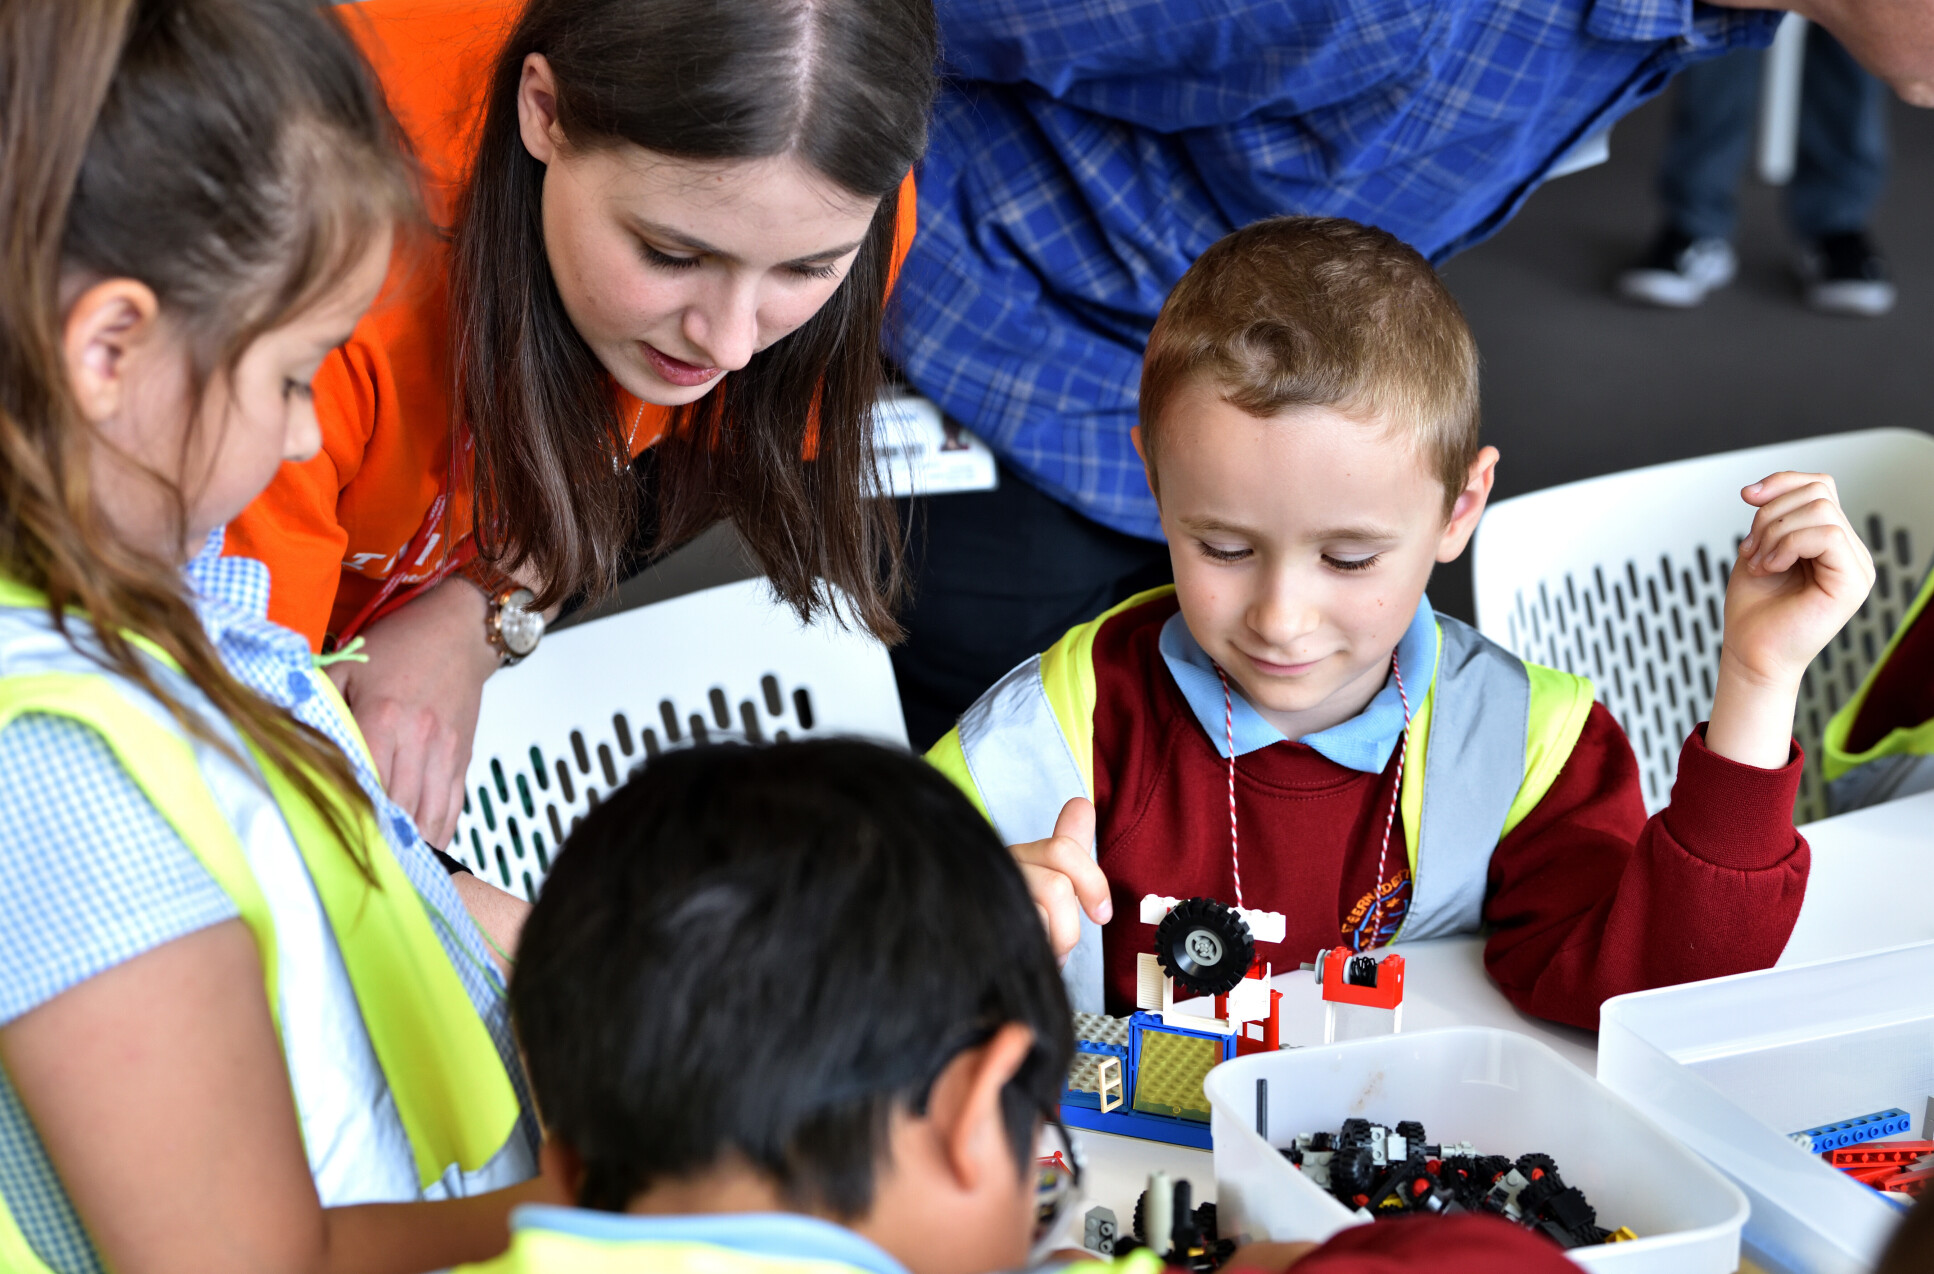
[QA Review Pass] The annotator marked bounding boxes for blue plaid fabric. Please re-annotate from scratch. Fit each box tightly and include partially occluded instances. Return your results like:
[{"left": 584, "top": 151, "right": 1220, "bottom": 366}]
[
  {"left": 889, "top": 0, "right": 1781, "bottom": 539},
  {"left": 0, "top": 713, "right": 230, "bottom": 1274},
  {"left": 182, "top": 529, "right": 538, "bottom": 1152},
  {"left": 0, "top": 531, "right": 535, "bottom": 1271}
]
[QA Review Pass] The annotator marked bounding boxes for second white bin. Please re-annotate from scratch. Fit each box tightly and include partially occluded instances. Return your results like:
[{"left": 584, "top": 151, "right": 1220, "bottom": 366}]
[
  {"left": 1598, "top": 942, "right": 1934, "bottom": 1274},
  {"left": 1204, "top": 1027, "right": 1748, "bottom": 1274}
]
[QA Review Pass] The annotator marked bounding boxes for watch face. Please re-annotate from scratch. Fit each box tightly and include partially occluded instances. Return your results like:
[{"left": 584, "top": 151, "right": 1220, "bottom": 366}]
[{"left": 499, "top": 588, "right": 544, "bottom": 657}]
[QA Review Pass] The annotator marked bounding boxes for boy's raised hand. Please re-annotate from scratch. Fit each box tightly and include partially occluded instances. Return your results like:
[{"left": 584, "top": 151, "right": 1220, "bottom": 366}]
[
  {"left": 1708, "top": 471, "right": 1875, "bottom": 769},
  {"left": 1010, "top": 797, "right": 1113, "bottom": 963}
]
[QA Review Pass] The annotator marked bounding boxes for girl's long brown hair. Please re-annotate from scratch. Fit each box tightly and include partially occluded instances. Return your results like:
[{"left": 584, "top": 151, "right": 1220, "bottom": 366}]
[
  {"left": 0, "top": 0, "right": 415, "bottom": 870},
  {"left": 453, "top": 0, "right": 937, "bottom": 640}
]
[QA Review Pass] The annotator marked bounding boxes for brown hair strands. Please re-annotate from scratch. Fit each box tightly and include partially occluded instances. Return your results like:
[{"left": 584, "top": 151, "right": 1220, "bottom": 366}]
[
  {"left": 0, "top": 0, "right": 417, "bottom": 870},
  {"left": 1141, "top": 216, "right": 1481, "bottom": 518},
  {"left": 452, "top": 0, "right": 938, "bottom": 641}
]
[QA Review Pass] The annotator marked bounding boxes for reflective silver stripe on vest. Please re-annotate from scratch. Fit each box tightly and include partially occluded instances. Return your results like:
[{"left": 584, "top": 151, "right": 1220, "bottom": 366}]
[
  {"left": 1399, "top": 616, "right": 1530, "bottom": 940},
  {"left": 0, "top": 606, "right": 531, "bottom": 1204},
  {"left": 956, "top": 655, "right": 1108, "bottom": 1013},
  {"left": 1828, "top": 752, "right": 1934, "bottom": 816}
]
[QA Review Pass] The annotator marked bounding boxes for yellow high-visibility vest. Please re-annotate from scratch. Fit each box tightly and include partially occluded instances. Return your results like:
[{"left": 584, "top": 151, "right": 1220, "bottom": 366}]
[
  {"left": 1822, "top": 568, "right": 1934, "bottom": 813},
  {"left": 0, "top": 583, "right": 527, "bottom": 1274},
  {"left": 928, "top": 588, "right": 1594, "bottom": 1012}
]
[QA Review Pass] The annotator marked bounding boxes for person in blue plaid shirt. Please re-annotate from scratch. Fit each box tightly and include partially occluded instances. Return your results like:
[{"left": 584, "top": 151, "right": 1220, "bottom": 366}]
[{"left": 885, "top": 0, "right": 1934, "bottom": 749}]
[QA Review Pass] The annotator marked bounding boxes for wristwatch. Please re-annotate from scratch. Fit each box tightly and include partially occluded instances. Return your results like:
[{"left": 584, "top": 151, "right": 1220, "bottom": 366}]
[
  {"left": 462, "top": 561, "right": 545, "bottom": 666},
  {"left": 484, "top": 584, "right": 543, "bottom": 665}
]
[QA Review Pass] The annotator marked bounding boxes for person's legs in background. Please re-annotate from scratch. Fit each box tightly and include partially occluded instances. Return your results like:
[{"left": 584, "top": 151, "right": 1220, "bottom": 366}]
[
  {"left": 1618, "top": 49, "right": 1761, "bottom": 307},
  {"left": 892, "top": 459, "right": 1170, "bottom": 751},
  {"left": 1787, "top": 24, "right": 1895, "bottom": 316}
]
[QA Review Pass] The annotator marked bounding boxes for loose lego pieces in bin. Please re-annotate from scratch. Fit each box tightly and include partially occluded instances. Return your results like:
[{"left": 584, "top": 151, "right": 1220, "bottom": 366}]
[
  {"left": 1796, "top": 1107, "right": 1934, "bottom": 1198},
  {"left": 1820, "top": 1137, "right": 1934, "bottom": 1197},
  {"left": 1280, "top": 1119, "right": 1626, "bottom": 1250},
  {"left": 1789, "top": 1108, "right": 1913, "bottom": 1154}
]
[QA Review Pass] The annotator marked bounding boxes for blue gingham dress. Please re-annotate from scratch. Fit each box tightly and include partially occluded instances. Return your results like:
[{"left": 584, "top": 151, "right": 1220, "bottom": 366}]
[{"left": 0, "top": 530, "right": 537, "bottom": 1272}]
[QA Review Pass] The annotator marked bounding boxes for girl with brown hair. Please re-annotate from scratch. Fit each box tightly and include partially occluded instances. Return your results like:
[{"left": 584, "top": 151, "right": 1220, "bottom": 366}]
[
  {"left": 225, "top": 0, "right": 937, "bottom": 853},
  {"left": 0, "top": 2, "right": 545, "bottom": 1270}
]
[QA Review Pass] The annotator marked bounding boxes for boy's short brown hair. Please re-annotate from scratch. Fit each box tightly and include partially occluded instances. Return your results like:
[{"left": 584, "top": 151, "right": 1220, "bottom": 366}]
[{"left": 1140, "top": 216, "right": 1480, "bottom": 516}]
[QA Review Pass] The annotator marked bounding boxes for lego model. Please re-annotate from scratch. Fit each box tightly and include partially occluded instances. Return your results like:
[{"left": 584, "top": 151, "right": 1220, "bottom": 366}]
[
  {"left": 1061, "top": 895, "right": 1286, "bottom": 1149},
  {"left": 1302, "top": 946, "right": 1405, "bottom": 1045},
  {"left": 1278, "top": 1118, "right": 1632, "bottom": 1251}
]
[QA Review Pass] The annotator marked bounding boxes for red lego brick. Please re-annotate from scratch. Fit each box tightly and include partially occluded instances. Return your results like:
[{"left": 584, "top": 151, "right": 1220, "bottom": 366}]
[
  {"left": 1318, "top": 947, "right": 1405, "bottom": 1010},
  {"left": 1827, "top": 1140, "right": 1934, "bottom": 1169},
  {"left": 1880, "top": 1163, "right": 1934, "bottom": 1197}
]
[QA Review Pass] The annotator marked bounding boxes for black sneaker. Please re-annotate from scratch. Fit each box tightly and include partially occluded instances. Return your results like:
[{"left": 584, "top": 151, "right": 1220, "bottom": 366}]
[
  {"left": 1616, "top": 229, "right": 1738, "bottom": 308},
  {"left": 1797, "top": 232, "right": 1896, "bottom": 317}
]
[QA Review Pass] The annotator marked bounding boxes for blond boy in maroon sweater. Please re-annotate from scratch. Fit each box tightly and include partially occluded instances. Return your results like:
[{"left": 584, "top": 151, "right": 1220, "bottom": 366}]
[{"left": 929, "top": 216, "right": 1874, "bottom": 1030}]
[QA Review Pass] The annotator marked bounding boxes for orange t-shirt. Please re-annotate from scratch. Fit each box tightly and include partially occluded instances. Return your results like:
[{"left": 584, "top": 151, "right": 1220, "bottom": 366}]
[{"left": 226, "top": 0, "right": 918, "bottom": 648}]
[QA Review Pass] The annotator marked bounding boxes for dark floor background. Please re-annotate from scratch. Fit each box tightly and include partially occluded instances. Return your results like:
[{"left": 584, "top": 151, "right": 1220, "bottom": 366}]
[{"left": 1429, "top": 82, "right": 1934, "bottom": 623}]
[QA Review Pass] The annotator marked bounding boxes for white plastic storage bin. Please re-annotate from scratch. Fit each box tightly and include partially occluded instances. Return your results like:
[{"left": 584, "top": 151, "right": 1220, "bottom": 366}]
[
  {"left": 451, "top": 578, "right": 908, "bottom": 900},
  {"left": 1205, "top": 1028, "right": 1748, "bottom": 1274},
  {"left": 1599, "top": 943, "right": 1934, "bottom": 1274}
]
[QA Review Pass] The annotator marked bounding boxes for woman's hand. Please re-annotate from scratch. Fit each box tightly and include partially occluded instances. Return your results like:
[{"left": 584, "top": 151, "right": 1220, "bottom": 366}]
[
  {"left": 329, "top": 576, "right": 501, "bottom": 847},
  {"left": 0, "top": 921, "right": 536, "bottom": 1274},
  {"left": 1009, "top": 797, "right": 1112, "bottom": 963},
  {"left": 1708, "top": 471, "right": 1875, "bottom": 769}
]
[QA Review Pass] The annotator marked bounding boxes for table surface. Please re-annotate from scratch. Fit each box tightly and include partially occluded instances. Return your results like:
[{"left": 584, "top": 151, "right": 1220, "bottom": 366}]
[{"left": 1069, "top": 789, "right": 1934, "bottom": 1236}]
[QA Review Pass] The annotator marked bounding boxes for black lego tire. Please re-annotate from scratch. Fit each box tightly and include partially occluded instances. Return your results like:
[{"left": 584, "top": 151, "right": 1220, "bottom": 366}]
[{"left": 1154, "top": 897, "right": 1256, "bottom": 996}]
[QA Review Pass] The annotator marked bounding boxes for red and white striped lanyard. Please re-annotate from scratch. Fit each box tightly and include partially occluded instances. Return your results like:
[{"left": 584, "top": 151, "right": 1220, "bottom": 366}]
[{"left": 1212, "top": 651, "right": 1411, "bottom": 949}]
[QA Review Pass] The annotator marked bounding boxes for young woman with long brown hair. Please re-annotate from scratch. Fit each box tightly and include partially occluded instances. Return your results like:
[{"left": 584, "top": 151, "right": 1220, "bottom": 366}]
[
  {"left": 224, "top": 0, "right": 937, "bottom": 862},
  {"left": 0, "top": 2, "right": 546, "bottom": 1269}
]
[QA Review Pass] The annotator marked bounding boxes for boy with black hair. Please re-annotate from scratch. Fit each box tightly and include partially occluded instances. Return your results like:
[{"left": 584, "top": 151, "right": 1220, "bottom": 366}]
[{"left": 466, "top": 739, "right": 1578, "bottom": 1273}]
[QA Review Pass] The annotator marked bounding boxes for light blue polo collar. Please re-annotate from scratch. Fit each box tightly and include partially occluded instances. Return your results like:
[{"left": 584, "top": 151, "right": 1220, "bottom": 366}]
[
  {"left": 1158, "top": 597, "right": 1438, "bottom": 774},
  {"left": 506, "top": 1205, "right": 911, "bottom": 1274}
]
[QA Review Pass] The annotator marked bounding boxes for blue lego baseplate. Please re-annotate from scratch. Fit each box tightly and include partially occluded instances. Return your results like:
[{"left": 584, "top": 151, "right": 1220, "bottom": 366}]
[
  {"left": 1062, "top": 1100, "right": 1214, "bottom": 1150},
  {"left": 1059, "top": 1012, "right": 1235, "bottom": 1150},
  {"left": 1792, "top": 1108, "right": 1914, "bottom": 1154}
]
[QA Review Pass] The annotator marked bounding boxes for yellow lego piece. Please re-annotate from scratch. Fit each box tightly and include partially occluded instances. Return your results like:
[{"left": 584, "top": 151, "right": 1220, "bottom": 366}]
[{"left": 1131, "top": 1030, "right": 1219, "bottom": 1123}]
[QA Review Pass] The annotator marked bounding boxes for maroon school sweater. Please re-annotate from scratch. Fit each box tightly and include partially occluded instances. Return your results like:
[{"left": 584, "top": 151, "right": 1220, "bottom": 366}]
[
  {"left": 1089, "top": 595, "right": 1809, "bottom": 1030},
  {"left": 1240, "top": 1213, "right": 1583, "bottom": 1273}
]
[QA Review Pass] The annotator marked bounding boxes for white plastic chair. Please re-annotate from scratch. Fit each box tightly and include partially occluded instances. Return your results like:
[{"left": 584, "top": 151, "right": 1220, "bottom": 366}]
[
  {"left": 450, "top": 578, "right": 909, "bottom": 900},
  {"left": 1472, "top": 428, "right": 1934, "bottom": 824}
]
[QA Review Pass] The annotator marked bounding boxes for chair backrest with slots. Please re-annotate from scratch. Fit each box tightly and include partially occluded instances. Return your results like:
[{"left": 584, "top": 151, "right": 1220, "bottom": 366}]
[
  {"left": 451, "top": 579, "right": 909, "bottom": 899},
  {"left": 1471, "top": 428, "right": 1934, "bottom": 824}
]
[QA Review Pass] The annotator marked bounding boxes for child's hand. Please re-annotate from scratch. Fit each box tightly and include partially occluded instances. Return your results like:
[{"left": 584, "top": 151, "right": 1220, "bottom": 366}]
[
  {"left": 1708, "top": 471, "right": 1875, "bottom": 768},
  {"left": 1010, "top": 798, "right": 1112, "bottom": 963}
]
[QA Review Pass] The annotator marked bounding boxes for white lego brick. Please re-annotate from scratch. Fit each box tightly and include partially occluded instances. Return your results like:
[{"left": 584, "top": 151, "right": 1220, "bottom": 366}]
[
  {"left": 1239, "top": 908, "right": 1286, "bottom": 944},
  {"left": 1140, "top": 894, "right": 1179, "bottom": 925}
]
